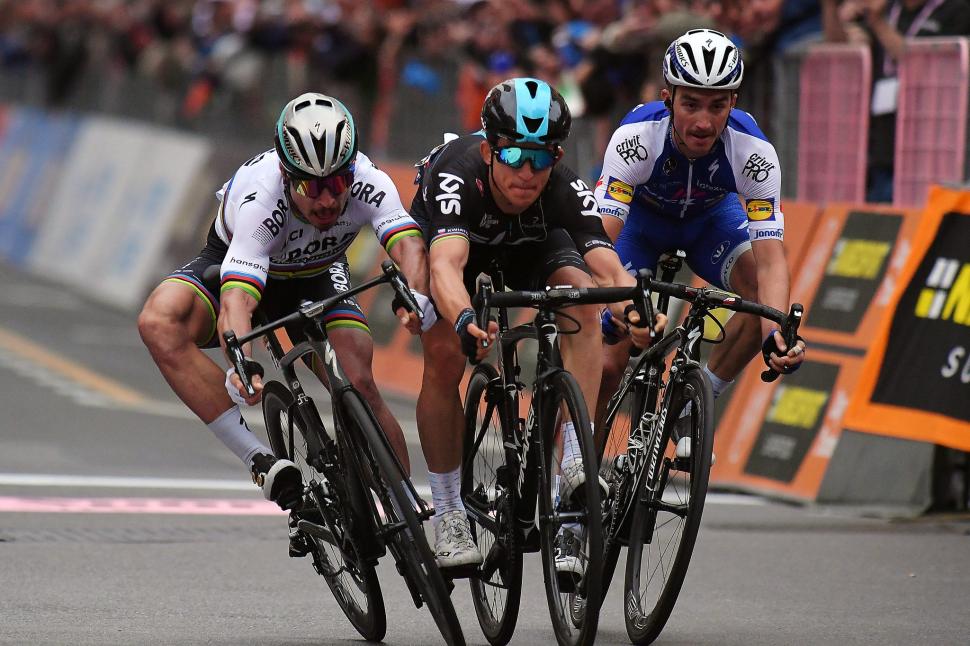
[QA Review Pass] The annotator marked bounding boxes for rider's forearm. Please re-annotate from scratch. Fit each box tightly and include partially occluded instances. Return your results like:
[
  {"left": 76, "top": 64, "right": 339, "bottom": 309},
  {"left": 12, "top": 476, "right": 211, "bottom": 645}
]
[
  {"left": 218, "top": 288, "right": 260, "bottom": 356},
  {"left": 756, "top": 262, "right": 791, "bottom": 339},
  {"left": 389, "top": 236, "right": 431, "bottom": 295},
  {"left": 430, "top": 260, "right": 472, "bottom": 326}
]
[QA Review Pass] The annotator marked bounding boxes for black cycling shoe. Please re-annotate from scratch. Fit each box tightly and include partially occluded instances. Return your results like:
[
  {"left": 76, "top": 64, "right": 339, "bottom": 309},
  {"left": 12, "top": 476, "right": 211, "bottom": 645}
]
[{"left": 251, "top": 453, "right": 303, "bottom": 510}]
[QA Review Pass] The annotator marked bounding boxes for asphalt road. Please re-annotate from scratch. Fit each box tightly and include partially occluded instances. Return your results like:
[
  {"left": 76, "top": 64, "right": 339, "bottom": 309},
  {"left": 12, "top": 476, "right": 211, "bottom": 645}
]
[{"left": 1, "top": 263, "right": 968, "bottom": 646}]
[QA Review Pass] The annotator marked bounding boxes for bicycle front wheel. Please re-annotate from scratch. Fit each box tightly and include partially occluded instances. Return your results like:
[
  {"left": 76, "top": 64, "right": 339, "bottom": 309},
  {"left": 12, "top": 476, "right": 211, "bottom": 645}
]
[
  {"left": 340, "top": 390, "right": 466, "bottom": 646},
  {"left": 597, "top": 367, "right": 651, "bottom": 606},
  {"left": 262, "top": 381, "right": 386, "bottom": 642},
  {"left": 624, "top": 366, "right": 714, "bottom": 645},
  {"left": 462, "top": 363, "right": 523, "bottom": 646},
  {"left": 538, "top": 370, "right": 604, "bottom": 646}
]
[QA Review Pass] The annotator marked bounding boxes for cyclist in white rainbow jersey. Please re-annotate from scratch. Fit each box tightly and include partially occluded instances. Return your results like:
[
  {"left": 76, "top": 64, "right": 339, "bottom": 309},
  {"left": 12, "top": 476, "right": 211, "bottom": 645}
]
[{"left": 139, "top": 93, "right": 433, "bottom": 511}]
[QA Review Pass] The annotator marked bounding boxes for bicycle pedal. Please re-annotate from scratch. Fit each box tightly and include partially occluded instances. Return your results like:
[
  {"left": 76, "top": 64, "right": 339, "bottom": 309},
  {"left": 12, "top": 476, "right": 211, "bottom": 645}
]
[{"left": 438, "top": 562, "right": 480, "bottom": 581}]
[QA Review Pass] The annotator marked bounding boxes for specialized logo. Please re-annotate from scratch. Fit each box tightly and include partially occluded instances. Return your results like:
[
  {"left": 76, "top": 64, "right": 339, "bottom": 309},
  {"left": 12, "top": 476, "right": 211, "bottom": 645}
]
[
  {"left": 350, "top": 181, "right": 386, "bottom": 207},
  {"left": 436, "top": 172, "right": 464, "bottom": 215},
  {"left": 746, "top": 199, "right": 775, "bottom": 221},
  {"left": 915, "top": 257, "right": 970, "bottom": 323},
  {"left": 742, "top": 153, "right": 775, "bottom": 182},
  {"left": 616, "top": 134, "right": 648, "bottom": 165},
  {"left": 711, "top": 240, "right": 730, "bottom": 263},
  {"left": 663, "top": 157, "right": 677, "bottom": 175},
  {"left": 708, "top": 159, "right": 720, "bottom": 183},
  {"left": 241, "top": 191, "right": 257, "bottom": 206},
  {"left": 765, "top": 385, "right": 829, "bottom": 430},
  {"left": 826, "top": 239, "right": 892, "bottom": 280},
  {"left": 604, "top": 177, "right": 634, "bottom": 204}
]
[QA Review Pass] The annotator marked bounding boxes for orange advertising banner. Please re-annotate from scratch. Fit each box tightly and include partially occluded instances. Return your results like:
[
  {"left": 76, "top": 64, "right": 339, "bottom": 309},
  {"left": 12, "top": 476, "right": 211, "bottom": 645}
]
[
  {"left": 844, "top": 186, "right": 970, "bottom": 451},
  {"left": 712, "top": 349, "right": 862, "bottom": 501},
  {"left": 791, "top": 203, "right": 922, "bottom": 351}
]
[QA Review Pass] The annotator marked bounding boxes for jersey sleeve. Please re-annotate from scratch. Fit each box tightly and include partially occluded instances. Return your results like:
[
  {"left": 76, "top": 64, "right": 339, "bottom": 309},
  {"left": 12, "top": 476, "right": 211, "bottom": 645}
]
[
  {"left": 361, "top": 165, "right": 424, "bottom": 254},
  {"left": 555, "top": 170, "right": 616, "bottom": 255},
  {"left": 594, "top": 122, "right": 652, "bottom": 224},
  {"left": 729, "top": 128, "right": 785, "bottom": 243},
  {"left": 219, "top": 185, "right": 283, "bottom": 302},
  {"left": 425, "top": 156, "right": 477, "bottom": 250}
]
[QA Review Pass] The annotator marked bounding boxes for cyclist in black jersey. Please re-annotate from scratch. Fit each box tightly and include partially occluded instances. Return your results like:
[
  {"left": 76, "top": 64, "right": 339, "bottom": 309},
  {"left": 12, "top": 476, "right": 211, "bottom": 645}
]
[{"left": 409, "top": 78, "right": 660, "bottom": 571}]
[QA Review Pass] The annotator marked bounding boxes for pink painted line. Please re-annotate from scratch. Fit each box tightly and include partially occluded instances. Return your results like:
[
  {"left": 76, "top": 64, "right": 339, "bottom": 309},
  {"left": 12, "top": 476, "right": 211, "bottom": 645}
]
[{"left": 0, "top": 496, "right": 287, "bottom": 516}]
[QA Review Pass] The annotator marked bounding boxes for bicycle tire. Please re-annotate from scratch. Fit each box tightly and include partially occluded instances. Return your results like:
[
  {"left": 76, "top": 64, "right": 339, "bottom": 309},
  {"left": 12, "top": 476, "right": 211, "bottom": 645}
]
[
  {"left": 262, "top": 381, "right": 386, "bottom": 642},
  {"left": 597, "top": 368, "right": 650, "bottom": 606},
  {"left": 462, "top": 363, "right": 523, "bottom": 646},
  {"left": 340, "top": 390, "right": 466, "bottom": 646},
  {"left": 537, "top": 370, "right": 604, "bottom": 646},
  {"left": 623, "top": 366, "right": 714, "bottom": 645}
]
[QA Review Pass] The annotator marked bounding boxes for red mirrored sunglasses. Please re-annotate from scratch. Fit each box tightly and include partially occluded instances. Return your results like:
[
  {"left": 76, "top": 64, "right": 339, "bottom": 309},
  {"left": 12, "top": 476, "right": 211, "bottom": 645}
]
[{"left": 290, "top": 167, "right": 355, "bottom": 199}]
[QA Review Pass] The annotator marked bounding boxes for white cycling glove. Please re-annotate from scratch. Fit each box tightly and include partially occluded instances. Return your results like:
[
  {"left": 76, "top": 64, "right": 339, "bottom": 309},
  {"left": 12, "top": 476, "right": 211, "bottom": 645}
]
[
  {"left": 225, "top": 367, "right": 250, "bottom": 406},
  {"left": 412, "top": 290, "right": 438, "bottom": 333}
]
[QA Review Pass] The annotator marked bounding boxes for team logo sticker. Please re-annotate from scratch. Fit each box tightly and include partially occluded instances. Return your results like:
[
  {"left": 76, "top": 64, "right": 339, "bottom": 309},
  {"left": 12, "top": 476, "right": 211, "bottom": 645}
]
[
  {"left": 605, "top": 177, "right": 634, "bottom": 204},
  {"left": 746, "top": 199, "right": 775, "bottom": 221}
]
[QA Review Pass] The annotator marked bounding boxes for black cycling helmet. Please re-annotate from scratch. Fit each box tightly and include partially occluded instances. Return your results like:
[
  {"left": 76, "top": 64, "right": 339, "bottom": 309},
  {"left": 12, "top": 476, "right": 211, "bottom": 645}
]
[{"left": 481, "top": 77, "right": 571, "bottom": 147}]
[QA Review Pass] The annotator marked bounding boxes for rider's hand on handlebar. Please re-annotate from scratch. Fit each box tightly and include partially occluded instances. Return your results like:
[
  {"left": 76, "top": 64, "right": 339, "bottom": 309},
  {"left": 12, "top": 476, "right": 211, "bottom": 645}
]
[
  {"left": 393, "top": 289, "right": 438, "bottom": 335},
  {"left": 225, "top": 366, "right": 263, "bottom": 406},
  {"left": 606, "top": 302, "right": 667, "bottom": 349},
  {"left": 455, "top": 307, "right": 497, "bottom": 363},
  {"left": 762, "top": 329, "right": 807, "bottom": 375}
]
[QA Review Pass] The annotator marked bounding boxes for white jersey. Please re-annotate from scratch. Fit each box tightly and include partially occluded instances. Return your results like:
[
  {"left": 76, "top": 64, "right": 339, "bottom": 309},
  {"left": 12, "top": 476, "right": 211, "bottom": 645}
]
[
  {"left": 213, "top": 150, "right": 421, "bottom": 300},
  {"left": 594, "top": 101, "right": 784, "bottom": 242}
]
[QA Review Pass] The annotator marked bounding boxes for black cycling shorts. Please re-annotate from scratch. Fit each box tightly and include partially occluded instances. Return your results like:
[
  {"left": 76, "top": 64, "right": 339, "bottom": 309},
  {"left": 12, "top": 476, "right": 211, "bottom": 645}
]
[{"left": 164, "top": 238, "right": 367, "bottom": 349}]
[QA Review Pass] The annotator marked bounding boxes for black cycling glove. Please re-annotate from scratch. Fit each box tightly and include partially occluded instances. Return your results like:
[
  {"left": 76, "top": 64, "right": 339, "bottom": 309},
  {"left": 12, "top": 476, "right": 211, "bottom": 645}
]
[
  {"left": 454, "top": 307, "right": 479, "bottom": 360},
  {"left": 762, "top": 329, "right": 805, "bottom": 374}
]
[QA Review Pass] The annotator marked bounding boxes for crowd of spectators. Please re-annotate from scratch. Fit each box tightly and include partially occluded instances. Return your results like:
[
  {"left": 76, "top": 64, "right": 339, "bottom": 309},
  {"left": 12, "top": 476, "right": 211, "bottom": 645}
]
[{"left": 0, "top": 0, "right": 833, "bottom": 155}]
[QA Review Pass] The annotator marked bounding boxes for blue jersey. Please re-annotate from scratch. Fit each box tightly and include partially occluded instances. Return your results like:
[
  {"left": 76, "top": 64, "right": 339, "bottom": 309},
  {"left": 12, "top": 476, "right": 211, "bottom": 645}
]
[{"left": 594, "top": 101, "right": 784, "bottom": 243}]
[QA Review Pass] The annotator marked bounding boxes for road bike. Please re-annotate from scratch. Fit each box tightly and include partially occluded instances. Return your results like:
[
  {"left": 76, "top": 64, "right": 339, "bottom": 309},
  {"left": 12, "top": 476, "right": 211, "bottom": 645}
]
[
  {"left": 461, "top": 270, "right": 655, "bottom": 646},
  {"left": 224, "top": 261, "right": 465, "bottom": 645},
  {"left": 596, "top": 252, "right": 803, "bottom": 645}
]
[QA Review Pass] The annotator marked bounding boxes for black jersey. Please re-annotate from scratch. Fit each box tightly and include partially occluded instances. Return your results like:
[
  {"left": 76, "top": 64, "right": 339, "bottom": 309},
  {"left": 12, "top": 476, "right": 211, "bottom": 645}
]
[{"left": 410, "top": 134, "right": 615, "bottom": 256}]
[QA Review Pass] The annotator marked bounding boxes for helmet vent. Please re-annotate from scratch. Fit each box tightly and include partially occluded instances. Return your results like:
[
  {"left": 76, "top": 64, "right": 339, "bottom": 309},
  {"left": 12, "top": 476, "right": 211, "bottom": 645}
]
[
  {"left": 286, "top": 125, "right": 309, "bottom": 165},
  {"left": 524, "top": 80, "right": 540, "bottom": 98},
  {"left": 715, "top": 47, "right": 735, "bottom": 76},
  {"left": 679, "top": 43, "right": 698, "bottom": 73},
  {"left": 315, "top": 98, "right": 332, "bottom": 107},
  {"left": 522, "top": 116, "right": 543, "bottom": 133},
  {"left": 295, "top": 100, "right": 311, "bottom": 111},
  {"left": 702, "top": 47, "right": 716, "bottom": 75},
  {"left": 332, "top": 121, "right": 346, "bottom": 165}
]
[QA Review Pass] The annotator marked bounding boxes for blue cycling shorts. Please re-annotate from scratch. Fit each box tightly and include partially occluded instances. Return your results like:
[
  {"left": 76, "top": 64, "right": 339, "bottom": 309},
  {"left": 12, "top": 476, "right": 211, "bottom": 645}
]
[{"left": 614, "top": 195, "right": 752, "bottom": 291}]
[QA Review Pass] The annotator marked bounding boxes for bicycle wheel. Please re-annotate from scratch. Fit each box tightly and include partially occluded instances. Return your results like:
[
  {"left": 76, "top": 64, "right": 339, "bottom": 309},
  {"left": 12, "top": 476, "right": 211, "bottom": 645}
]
[
  {"left": 262, "top": 381, "right": 386, "bottom": 642},
  {"left": 537, "top": 370, "right": 604, "bottom": 646},
  {"left": 339, "top": 390, "right": 466, "bottom": 646},
  {"left": 623, "top": 365, "right": 714, "bottom": 645},
  {"left": 462, "top": 363, "right": 523, "bottom": 646},
  {"left": 597, "top": 367, "right": 650, "bottom": 606}
]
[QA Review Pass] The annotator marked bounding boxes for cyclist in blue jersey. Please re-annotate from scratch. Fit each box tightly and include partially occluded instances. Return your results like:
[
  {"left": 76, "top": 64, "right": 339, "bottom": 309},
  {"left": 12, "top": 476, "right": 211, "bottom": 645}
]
[{"left": 593, "top": 29, "right": 807, "bottom": 429}]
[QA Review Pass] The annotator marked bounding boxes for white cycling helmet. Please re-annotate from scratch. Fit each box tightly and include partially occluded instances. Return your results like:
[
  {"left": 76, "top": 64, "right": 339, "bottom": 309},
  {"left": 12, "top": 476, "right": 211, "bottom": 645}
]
[
  {"left": 663, "top": 29, "right": 743, "bottom": 91},
  {"left": 274, "top": 92, "right": 358, "bottom": 178}
]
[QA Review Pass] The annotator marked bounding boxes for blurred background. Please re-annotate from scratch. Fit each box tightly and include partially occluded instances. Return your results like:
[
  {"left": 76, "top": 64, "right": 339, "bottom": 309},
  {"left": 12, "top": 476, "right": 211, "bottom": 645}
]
[{"left": 1, "top": 0, "right": 969, "bottom": 512}]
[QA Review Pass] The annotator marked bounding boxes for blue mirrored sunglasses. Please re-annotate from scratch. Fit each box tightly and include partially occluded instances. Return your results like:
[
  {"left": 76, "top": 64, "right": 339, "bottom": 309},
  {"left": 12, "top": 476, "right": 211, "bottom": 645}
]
[{"left": 494, "top": 146, "right": 558, "bottom": 171}]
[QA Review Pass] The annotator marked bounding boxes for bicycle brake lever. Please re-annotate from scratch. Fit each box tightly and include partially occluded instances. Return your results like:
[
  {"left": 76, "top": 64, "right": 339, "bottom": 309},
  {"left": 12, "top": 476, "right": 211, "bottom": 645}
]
[
  {"left": 224, "top": 330, "right": 257, "bottom": 396},
  {"left": 474, "top": 273, "right": 493, "bottom": 350},
  {"left": 761, "top": 303, "right": 804, "bottom": 383}
]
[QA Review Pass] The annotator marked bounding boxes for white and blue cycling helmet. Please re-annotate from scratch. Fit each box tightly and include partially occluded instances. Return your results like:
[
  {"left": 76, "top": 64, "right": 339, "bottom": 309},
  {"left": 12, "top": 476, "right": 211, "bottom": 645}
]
[{"left": 663, "top": 29, "right": 743, "bottom": 91}]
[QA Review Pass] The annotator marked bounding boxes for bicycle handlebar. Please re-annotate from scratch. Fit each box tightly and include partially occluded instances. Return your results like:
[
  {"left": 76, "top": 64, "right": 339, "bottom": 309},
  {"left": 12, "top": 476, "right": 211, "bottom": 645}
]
[
  {"left": 223, "top": 260, "right": 419, "bottom": 395},
  {"left": 471, "top": 269, "right": 804, "bottom": 381}
]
